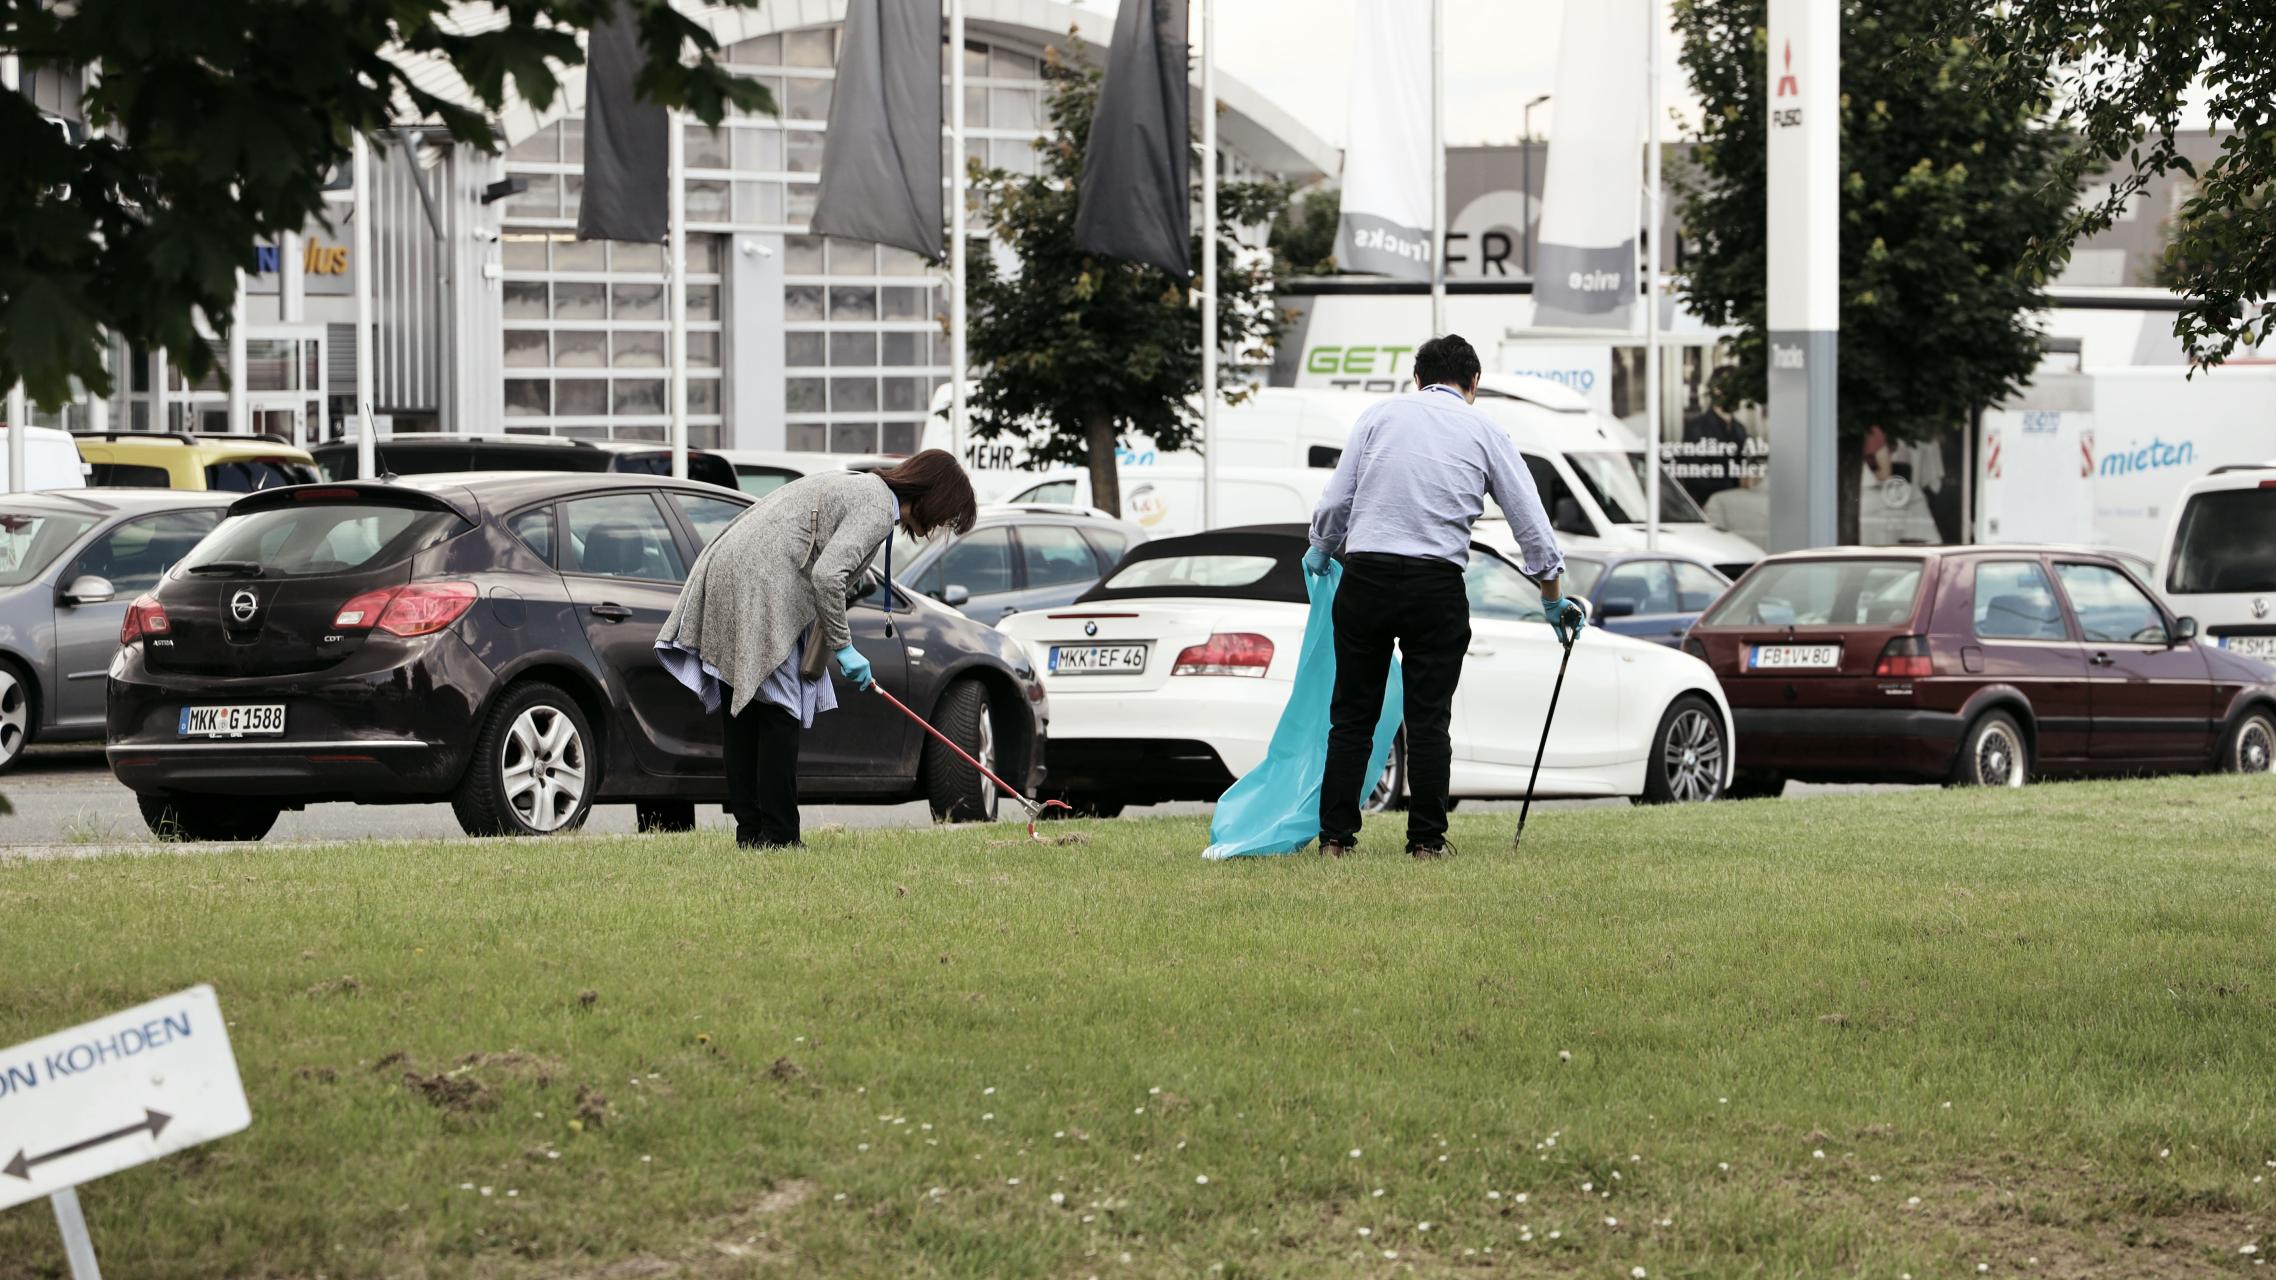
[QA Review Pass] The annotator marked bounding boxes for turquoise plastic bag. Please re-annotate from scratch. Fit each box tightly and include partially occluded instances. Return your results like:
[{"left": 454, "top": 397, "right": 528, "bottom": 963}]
[{"left": 1203, "top": 562, "right": 1403, "bottom": 859}]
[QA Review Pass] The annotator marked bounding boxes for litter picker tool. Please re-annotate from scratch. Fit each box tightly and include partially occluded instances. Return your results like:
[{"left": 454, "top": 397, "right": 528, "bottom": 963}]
[
  {"left": 1513, "top": 600, "right": 1588, "bottom": 849},
  {"left": 870, "top": 684, "right": 1071, "bottom": 839}
]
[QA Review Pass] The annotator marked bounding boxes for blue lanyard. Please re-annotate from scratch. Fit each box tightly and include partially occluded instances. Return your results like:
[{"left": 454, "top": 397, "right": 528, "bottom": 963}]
[{"left": 1423, "top": 384, "right": 1465, "bottom": 401}]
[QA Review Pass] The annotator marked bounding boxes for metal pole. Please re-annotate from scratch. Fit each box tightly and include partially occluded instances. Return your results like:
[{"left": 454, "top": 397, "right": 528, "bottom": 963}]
[
  {"left": 1643, "top": 0, "right": 1663, "bottom": 552},
  {"left": 352, "top": 130, "right": 376, "bottom": 480},
  {"left": 227, "top": 269, "right": 248, "bottom": 436},
  {"left": 949, "top": 0, "right": 969, "bottom": 463},
  {"left": 50, "top": 1188, "right": 102, "bottom": 1280},
  {"left": 4, "top": 383, "right": 23, "bottom": 494},
  {"left": 1428, "top": 0, "right": 1446, "bottom": 336},
  {"left": 1201, "top": 0, "right": 1218, "bottom": 530},
  {"left": 668, "top": 113, "right": 688, "bottom": 480},
  {"left": 1522, "top": 94, "right": 1549, "bottom": 276}
]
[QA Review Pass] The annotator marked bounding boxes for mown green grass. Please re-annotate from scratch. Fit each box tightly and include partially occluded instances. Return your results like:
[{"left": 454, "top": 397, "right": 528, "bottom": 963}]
[{"left": 4, "top": 777, "right": 2276, "bottom": 1278}]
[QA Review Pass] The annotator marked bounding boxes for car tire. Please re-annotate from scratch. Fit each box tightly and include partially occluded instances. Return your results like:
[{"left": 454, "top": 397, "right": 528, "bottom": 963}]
[
  {"left": 2220, "top": 708, "right": 2276, "bottom": 775},
  {"left": 924, "top": 679, "right": 1000, "bottom": 824},
  {"left": 1722, "top": 769, "right": 1788, "bottom": 801},
  {"left": 1045, "top": 794, "right": 1126, "bottom": 820},
  {"left": 636, "top": 801, "right": 697, "bottom": 833},
  {"left": 453, "top": 682, "right": 598, "bottom": 837},
  {"left": 1639, "top": 695, "right": 1727, "bottom": 804},
  {"left": 138, "top": 794, "right": 280, "bottom": 842},
  {"left": 1363, "top": 730, "right": 1408, "bottom": 814},
  {"left": 0, "top": 657, "right": 31, "bottom": 776},
  {"left": 1950, "top": 710, "right": 2029, "bottom": 788}
]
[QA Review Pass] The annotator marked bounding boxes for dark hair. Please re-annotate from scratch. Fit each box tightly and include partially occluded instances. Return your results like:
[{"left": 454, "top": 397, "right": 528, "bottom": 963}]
[
  {"left": 1412, "top": 334, "right": 1483, "bottom": 390},
  {"left": 875, "top": 449, "right": 978, "bottom": 537}
]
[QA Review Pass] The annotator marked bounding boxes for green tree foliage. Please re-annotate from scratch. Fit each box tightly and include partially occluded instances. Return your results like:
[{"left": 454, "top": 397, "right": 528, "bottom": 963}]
[
  {"left": 1673, "top": 0, "right": 2074, "bottom": 539},
  {"left": 0, "top": 1, "right": 772, "bottom": 409},
  {"left": 1270, "top": 186, "right": 1340, "bottom": 276},
  {"left": 966, "top": 40, "right": 1286, "bottom": 518},
  {"left": 1988, "top": 2, "right": 2276, "bottom": 365}
]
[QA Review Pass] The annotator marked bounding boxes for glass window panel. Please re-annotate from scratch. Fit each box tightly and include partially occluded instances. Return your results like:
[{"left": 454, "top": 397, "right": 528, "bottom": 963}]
[
  {"left": 880, "top": 286, "right": 925, "bottom": 320},
  {"left": 612, "top": 242, "right": 664, "bottom": 272},
  {"left": 562, "top": 492, "right": 686, "bottom": 582},
  {"left": 552, "top": 237, "right": 606, "bottom": 272},
  {"left": 882, "top": 377, "right": 923, "bottom": 412},
  {"left": 1600, "top": 561, "right": 1677, "bottom": 614},
  {"left": 2054, "top": 562, "right": 2168, "bottom": 644},
  {"left": 552, "top": 282, "right": 606, "bottom": 320},
  {"left": 964, "top": 137, "right": 986, "bottom": 171},
  {"left": 831, "top": 377, "right": 878, "bottom": 412},
  {"left": 504, "top": 379, "right": 550, "bottom": 417},
  {"left": 501, "top": 236, "right": 549, "bottom": 270},
  {"left": 613, "top": 422, "right": 666, "bottom": 442},
  {"left": 685, "top": 122, "right": 729, "bottom": 169},
  {"left": 689, "top": 235, "right": 722, "bottom": 274},
  {"left": 507, "top": 507, "right": 555, "bottom": 564},
  {"left": 1021, "top": 525, "right": 1103, "bottom": 589},
  {"left": 878, "top": 246, "right": 929, "bottom": 275},
  {"left": 557, "top": 423, "right": 609, "bottom": 440},
  {"left": 507, "top": 122, "right": 559, "bottom": 163},
  {"left": 784, "top": 28, "right": 834, "bottom": 67},
  {"left": 561, "top": 175, "right": 582, "bottom": 221},
  {"left": 515, "top": 172, "right": 561, "bottom": 217},
  {"left": 672, "top": 493, "right": 747, "bottom": 548},
  {"left": 963, "top": 86, "right": 988, "bottom": 128},
  {"left": 728, "top": 33, "right": 782, "bottom": 66},
  {"left": 688, "top": 332, "right": 721, "bottom": 368},
  {"left": 785, "top": 129, "right": 826, "bottom": 175},
  {"left": 830, "top": 422, "right": 880, "bottom": 453},
  {"left": 555, "top": 378, "right": 608, "bottom": 416},
  {"left": 553, "top": 331, "right": 606, "bottom": 368},
  {"left": 503, "top": 330, "right": 549, "bottom": 368},
  {"left": 687, "top": 179, "right": 731, "bottom": 221},
  {"left": 786, "top": 377, "right": 827, "bottom": 412},
  {"left": 961, "top": 42, "right": 987, "bottom": 77},
  {"left": 611, "top": 282, "right": 665, "bottom": 321},
  {"left": 990, "top": 87, "right": 1039, "bottom": 131},
  {"left": 828, "top": 239, "right": 876, "bottom": 275},
  {"left": 688, "top": 378, "right": 721, "bottom": 415},
  {"left": 561, "top": 118, "right": 583, "bottom": 160},
  {"left": 990, "top": 47, "right": 1038, "bottom": 78},
  {"left": 881, "top": 332, "right": 920, "bottom": 366},
  {"left": 736, "top": 180, "right": 784, "bottom": 224},
  {"left": 785, "top": 286, "right": 825, "bottom": 322},
  {"left": 992, "top": 138, "right": 1037, "bottom": 176},
  {"left": 828, "top": 286, "right": 877, "bottom": 321},
  {"left": 1672, "top": 561, "right": 1729, "bottom": 611},
  {"left": 939, "top": 527, "right": 1015, "bottom": 595},
  {"left": 1973, "top": 562, "right": 2066, "bottom": 641},
  {"left": 691, "top": 423, "right": 723, "bottom": 450},
  {"left": 787, "top": 423, "right": 828, "bottom": 451},
  {"left": 830, "top": 332, "right": 877, "bottom": 366},
  {"left": 503, "top": 281, "right": 548, "bottom": 320},
  {"left": 785, "top": 182, "right": 818, "bottom": 224},
  {"left": 611, "top": 331, "right": 666, "bottom": 368},
  {"left": 785, "top": 77, "right": 831, "bottom": 121},
  {"left": 784, "top": 235, "right": 825, "bottom": 274},
  {"left": 786, "top": 332, "right": 826, "bottom": 366},
  {"left": 614, "top": 379, "right": 667, "bottom": 416},
  {"left": 881, "top": 421, "right": 921, "bottom": 454},
  {"left": 686, "top": 284, "right": 720, "bottom": 322},
  {"left": 733, "top": 126, "right": 782, "bottom": 171}
]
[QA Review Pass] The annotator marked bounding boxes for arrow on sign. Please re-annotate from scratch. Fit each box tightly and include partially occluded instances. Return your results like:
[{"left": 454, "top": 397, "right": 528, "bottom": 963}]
[{"left": 4, "top": 1109, "right": 172, "bottom": 1181}]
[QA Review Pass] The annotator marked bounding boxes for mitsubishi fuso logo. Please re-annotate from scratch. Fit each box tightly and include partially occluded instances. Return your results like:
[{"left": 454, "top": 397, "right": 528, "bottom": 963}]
[{"left": 230, "top": 588, "right": 260, "bottom": 624}]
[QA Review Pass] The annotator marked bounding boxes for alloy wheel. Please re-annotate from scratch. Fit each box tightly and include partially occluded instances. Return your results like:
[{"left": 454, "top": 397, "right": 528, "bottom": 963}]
[
  {"left": 1977, "top": 723, "right": 2024, "bottom": 788},
  {"left": 1661, "top": 708, "right": 1724, "bottom": 802},
  {"left": 975, "top": 697, "right": 999, "bottom": 821},
  {"left": 501, "top": 705, "right": 588, "bottom": 832},
  {"left": 2241, "top": 721, "right": 2274, "bottom": 773},
  {"left": 0, "top": 667, "right": 26, "bottom": 768}
]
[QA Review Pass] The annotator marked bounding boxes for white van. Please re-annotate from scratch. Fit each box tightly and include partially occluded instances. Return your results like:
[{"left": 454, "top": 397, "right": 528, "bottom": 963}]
[
  {"left": 1001, "top": 465, "right": 1330, "bottom": 540},
  {"left": 0, "top": 426, "right": 90, "bottom": 491},
  {"left": 2156, "top": 463, "right": 2276, "bottom": 663}
]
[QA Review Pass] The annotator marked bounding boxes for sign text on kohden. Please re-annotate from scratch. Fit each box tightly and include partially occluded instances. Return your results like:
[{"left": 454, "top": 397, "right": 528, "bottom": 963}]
[{"left": 0, "top": 985, "right": 250, "bottom": 1213}]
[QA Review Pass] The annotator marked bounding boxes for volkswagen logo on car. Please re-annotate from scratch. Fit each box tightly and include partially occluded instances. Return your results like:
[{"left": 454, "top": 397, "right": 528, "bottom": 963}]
[
  {"left": 2255, "top": 596, "right": 2270, "bottom": 620},
  {"left": 229, "top": 588, "right": 260, "bottom": 624}
]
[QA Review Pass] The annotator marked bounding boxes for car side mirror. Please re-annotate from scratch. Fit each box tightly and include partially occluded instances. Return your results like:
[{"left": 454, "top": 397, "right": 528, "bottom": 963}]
[
  {"left": 61, "top": 574, "right": 116, "bottom": 607},
  {"left": 846, "top": 574, "right": 877, "bottom": 604},
  {"left": 940, "top": 584, "right": 971, "bottom": 607},
  {"left": 1597, "top": 595, "right": 1640, "bottom": 619},
  {"left": 2173, "top": 615, "right": 2198, "bottom": 644}
]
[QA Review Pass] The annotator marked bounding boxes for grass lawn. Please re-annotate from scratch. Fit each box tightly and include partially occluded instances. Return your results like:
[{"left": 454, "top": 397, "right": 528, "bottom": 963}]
[{"left": 4, "top": 776, "right": 2276, "bottom": 1278}]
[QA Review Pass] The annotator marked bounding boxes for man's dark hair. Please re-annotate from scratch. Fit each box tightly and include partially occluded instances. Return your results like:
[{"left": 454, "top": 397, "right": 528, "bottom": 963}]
[
  {"left": 876, "top": 449, "right": 979, "bottom": 537},
  {"left": 1412, "top": 334, "right": 1483, "bottom": 390}
]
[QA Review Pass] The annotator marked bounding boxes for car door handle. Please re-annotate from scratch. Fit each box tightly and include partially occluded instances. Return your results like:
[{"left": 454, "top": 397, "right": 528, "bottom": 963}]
[
  {"left": 2089, "top": 651, "right": 2115, "bottom": 666},
  {"left": 589, "top": 602, "right": 633, "bottom": 622}
]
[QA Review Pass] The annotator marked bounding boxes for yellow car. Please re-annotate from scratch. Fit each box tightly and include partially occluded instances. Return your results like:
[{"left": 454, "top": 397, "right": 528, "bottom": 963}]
[{"left": 76, "top": 432, "right": 323, "bottom": 492}]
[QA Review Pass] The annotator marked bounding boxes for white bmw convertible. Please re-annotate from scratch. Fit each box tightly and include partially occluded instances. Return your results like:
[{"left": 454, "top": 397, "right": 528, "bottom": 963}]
[{"left": 998, "top": 526, "right": 1735, "bottom": 816}]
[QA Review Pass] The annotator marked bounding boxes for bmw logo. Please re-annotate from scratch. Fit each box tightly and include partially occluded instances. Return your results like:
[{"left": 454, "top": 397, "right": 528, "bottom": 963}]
[
  {"left": 230, "top": 588, "right": 259, "bottom": 623},
  {"left": 1084, "top": 620, "right": 1099, "bottom": 637},
  {"left": 2255, "top": 597, "right": 2270, "bottom": 620}
]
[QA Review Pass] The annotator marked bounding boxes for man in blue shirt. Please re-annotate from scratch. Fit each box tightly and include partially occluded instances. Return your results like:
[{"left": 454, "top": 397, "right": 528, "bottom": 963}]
[{"left": 1306, "top": 334, "right": 1585, "bottom": 858}]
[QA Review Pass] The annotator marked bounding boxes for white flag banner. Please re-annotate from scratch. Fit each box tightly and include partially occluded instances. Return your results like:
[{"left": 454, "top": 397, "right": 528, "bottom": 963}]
[
  {"left": 1333, "top": 0, "right": 1434, "bottom": 281},
  {"left": 1533, "top": 0, "right": 1648, "bottom": 328}
]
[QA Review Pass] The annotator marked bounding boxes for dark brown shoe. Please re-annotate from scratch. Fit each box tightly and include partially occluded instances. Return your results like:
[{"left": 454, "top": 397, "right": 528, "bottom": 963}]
[
  {"left": 1319, "top": 839, "right": 1352, "bottom": 858},
  {"left": 1407, "top": 841, "right": 1450, "bottom": 860}
]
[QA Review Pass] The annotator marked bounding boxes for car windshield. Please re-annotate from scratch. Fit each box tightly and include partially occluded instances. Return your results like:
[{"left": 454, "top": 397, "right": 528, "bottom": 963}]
[
  {"left": 1564, "top": 556, "right": 1606, "bottom": 597},
  {"left": 2167, "top": 488, "right": 2276, "bottom": 594},
  {"left": 1101, "top": 553, "right": 1276, "bottom": 592},
  {"left": 179, "top": 503, "right": 468, "bottom": 579},
  {"left": 1704, "top": 559, "right": 1925, "bottom": 627},
  {"left": 0, "top": 510, "right": 100, "bottom": 587},
  {"left": 1562, "top": 451, "right": 1707, "bottom": 525}
]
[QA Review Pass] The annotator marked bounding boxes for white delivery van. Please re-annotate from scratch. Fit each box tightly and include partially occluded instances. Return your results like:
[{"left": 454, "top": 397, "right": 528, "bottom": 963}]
[
  {"left": 0, "top": 425, "right": 89, "bottom": 491},
  {"left": 1001, "top": 465, "right": 1331, "bottom": 539},
  {"left": 711, "top": 448, "right": 898, "bottom": 498},
  {"left": 2155, "top": 463, "right": 2276, "bottom": 663}
]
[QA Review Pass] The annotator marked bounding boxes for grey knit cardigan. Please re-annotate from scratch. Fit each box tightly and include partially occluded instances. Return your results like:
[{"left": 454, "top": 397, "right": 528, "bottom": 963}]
[{"left": 655, "top": 470, "right": 895, "bottom": 717}]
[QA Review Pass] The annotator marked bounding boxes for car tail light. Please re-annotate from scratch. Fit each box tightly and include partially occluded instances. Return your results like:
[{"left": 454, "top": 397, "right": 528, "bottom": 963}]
[
  {"left": 332, "top": 588, "right": 395, "bottom": 629},
  {"left": 1682, "top": 636, "right": 1709, "bottom": 664},
  {"left": 1875, "top": 635, "right": 1933, "bottom": 678},
  {"left": 120, "top": 594, "right": 170, "bottom": 645},
  {"left": 1173, "top": 632, "right": 1274, "bottom": 677},
  {"left": 331, "top": 582, "right": 478, "bottom": 637}
]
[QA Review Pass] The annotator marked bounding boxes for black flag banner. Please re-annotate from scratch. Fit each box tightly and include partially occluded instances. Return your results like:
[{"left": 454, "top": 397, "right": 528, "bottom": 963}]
[
  {"left": 577, "top": 6, "right": 668, "bottom": 243},
  {"left": 812, "top": 0, "right": 946, "bottom": 259},
  {"left": 1073, "top": 0, "right": 1192, "bottom": 277}
]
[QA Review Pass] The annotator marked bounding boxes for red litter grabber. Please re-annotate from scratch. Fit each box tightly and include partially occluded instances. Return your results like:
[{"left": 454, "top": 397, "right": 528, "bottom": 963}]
[{"left": 869, "top": 684, "right": 1071, "bottom": 839}]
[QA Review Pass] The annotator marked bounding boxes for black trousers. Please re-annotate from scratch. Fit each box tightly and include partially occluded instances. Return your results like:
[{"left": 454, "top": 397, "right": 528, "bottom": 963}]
[
  {"left": 1319, "top": 553, "right": 1471, "bottom": 849},
  {"left": 721, "top": 694, "right": 802, "bottom": 847}
]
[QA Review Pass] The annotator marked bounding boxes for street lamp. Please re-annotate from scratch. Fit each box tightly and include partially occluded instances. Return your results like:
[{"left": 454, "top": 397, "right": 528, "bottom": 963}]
[{"left": 1521, "top": 93, "right": 1551, "bottom": 276}]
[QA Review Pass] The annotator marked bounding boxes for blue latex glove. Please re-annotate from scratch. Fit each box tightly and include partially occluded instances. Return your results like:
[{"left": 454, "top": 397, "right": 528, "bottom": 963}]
[
  {"left": 834, "top": 644, "right": 874, "bottom": 690},
  {"left": 1302, "top": 546, "right": 1332, "bottom": 577},
  {"left": 1541, "top": 595, "right": 1589, "bottom": 646}
]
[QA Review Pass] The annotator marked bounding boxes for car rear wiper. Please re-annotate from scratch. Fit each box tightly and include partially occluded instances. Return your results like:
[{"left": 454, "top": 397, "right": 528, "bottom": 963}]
[{"left": 184, "top": 560, "right": 265, "bottom": 578}]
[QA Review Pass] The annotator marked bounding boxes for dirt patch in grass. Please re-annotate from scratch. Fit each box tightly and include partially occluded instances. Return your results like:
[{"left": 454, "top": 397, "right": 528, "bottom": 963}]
[
  {"left": 458, "top": 1050, "right": 565, "bottom": 1087},
  {"left": 402, "top": 1068, "right": 494, "bottom": 1113}
]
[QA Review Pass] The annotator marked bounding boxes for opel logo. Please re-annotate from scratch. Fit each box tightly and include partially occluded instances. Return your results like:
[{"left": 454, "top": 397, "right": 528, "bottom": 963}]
[
  {"left": 2255, "top": 597, "right": 2270, "bottom": 620},
  {"left": 1084, "top": 620, "right": 1099, "bottom": 637},
  {"left": 229, "top": 588, "right": 259, "bottom": 624}
]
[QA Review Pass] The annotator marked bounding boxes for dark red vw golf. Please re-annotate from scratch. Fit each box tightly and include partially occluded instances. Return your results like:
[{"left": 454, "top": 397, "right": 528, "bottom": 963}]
[{"left": 1685, "top": 546, "right": 2276, "bottom": 795}]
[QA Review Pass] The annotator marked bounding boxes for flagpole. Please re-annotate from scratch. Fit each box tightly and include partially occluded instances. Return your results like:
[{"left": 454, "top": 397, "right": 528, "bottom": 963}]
[
  {"left": 4, "top": 53, "right": 21, "bottom": 493},
  {"left": 949, "top": 0, "right": 969, "bottom": 463},
  {"left": 1200, "top": 0, "right": 1218, "bottom": 530},
  {"left": 668, "top": 110, "right": 688, "bottom": 480},
  {"left": 353, "top": 129, "right": 376, "bottom": 481},
  {"left": 1643, "top": 0, "right": 1662, "bottom": 551},
  {"left": 1428, "top": 0, "right": 1446, "bottom": 337}
]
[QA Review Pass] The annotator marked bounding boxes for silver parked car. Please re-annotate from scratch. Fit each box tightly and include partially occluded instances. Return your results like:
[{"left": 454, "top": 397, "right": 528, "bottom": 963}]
[
  {"left": 893, "top": 503, "right": 1147, "bottom": 625},
  {"left": 0, "top": 489, "right": 234, "bottom": 772}
]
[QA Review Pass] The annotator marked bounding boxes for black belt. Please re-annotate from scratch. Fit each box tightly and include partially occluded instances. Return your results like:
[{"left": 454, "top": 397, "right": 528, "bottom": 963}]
[{"left": 1345, "top": 551, "right": 1461, "bottom": 573}]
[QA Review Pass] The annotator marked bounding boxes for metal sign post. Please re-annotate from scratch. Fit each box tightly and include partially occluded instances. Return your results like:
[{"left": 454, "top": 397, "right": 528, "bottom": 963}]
[
  {"left": 1200, "top": 0, "right": 1219, "bottom": 530},
  {"left": 49, "top": 1186, "right": 101, "bottom": 1279},
  {"left": 1766, "top": 0, "right": 1840, "bottom": 549}
]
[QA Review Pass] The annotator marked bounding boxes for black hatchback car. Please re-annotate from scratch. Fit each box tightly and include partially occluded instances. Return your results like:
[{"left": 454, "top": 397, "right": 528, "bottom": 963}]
[
  {"left": 107, "top": 475, "right": 1046, "bottom": 840},
  {"left": 310, "top": 434, "right": 740, "bottom": 492}
]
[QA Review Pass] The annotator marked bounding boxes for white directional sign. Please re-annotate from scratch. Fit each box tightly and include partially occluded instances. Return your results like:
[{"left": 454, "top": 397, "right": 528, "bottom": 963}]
[{"left": 0, "top": 985, "right": 250, "bottom": 1212}]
